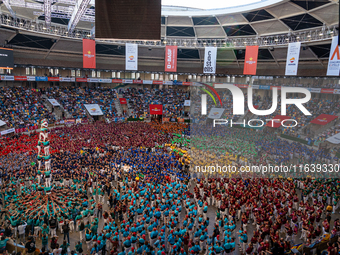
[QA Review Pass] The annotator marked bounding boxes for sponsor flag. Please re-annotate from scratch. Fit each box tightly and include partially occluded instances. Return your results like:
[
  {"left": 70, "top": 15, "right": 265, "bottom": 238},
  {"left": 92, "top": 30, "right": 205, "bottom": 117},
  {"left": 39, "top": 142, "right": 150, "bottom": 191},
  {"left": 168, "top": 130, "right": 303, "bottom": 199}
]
[
  {"left": 266, "top": 115, "right": 291, "bottom": 128},
  {"left": 47, "top": 98, "right": 61, "bottom": 106},
  {"left": 125, "top": 43, "right": 138, "bottom": 70},
  {"left": 83, "top": 39, "right": 96, "bottom": 69},
  {"left": 310, "top": 114, "right": 338, "bottom": 125},
  {"left": 203, "top": 47, "right": 217, "bottom": 74},
  {"left": 119, "top": 98, "right": 127, "bottom": 104},
  {"left": 149, "top": 104, "right": 163, "bottom": 115},
  {"left": 243, "top": 46, "right": 259, "bottom": 75},
  {"left": 84, "top": 104, "right": 104, "bottom": 116},
  {"left": 327, "top": 36, "right": 340, "bottom": 76},
  {"left": 165, "top": 46, "right": 177, "bottom": 72},
  {"left": 207, "top": 108, "right": 225, "bottom": 119},
  {"left": 326, "top": 133, "right": 340, "bottom": 144},
  {"left": 285, "top": 42, "right": 301, "bottom": 75}
]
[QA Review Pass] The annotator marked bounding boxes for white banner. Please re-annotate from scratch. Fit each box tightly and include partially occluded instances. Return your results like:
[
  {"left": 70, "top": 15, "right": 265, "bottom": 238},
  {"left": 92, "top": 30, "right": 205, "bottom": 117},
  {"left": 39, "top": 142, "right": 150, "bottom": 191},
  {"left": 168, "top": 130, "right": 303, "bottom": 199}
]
[
  {"left": 27, "top": 76, "right": 36, "bottom": 81},
  {"left": 59, "top": 77, "right": 74, "bottom": 82},
  {"left": 326, "top": 133, "right": 340, "bottom": 144},
  {"left": 99, "top": 79, "right": 112, "bottom": 83},
  {"left": 123, "top": 79, "right": 133, "bottom": 84},
  {"left": 84, "top": 104, "right": 104, "bottom": 116},
  {"left": 327, "top": 36, "right": 340, "bottom": 76},
  {"left": 0, "top": 120, "right": 6, "bottom": 126},
  {"left": 285, "top": 42, "right": 301, "bottom": 75},
  {"left": 1, "top": 128, "right": 15, "bottom": 136},
  {"left": 163, "top": 81, "right": 173, "bottom": 85},
  {"left": 334, "top": 89, "right": 340, "bottom": 95},
  {"left": 143, "top": 80, "right": 153, "bottom": 84},
  {"left": 125, "top": 43, "right": 138, "bottom": 71},
  {"left": 184, "top": 100, "right": 191, "bottom": 106},
  {"left": 208, "top": 108, "right": 225, "bottom": 119},
  {"left": 47, "top": 98, "right": 61, "bottom": 106},
  {"left": 1, "top": 75, "right": 14, "bottom": 81},
  {"left": 203, "top": 47, "right": 217, "bottom": 74},
  {"left": 87, "top": 78, "right": 99, "bottom": 83},
  {"left": 307, "top": 88, "right": 321, "bottom": 93}
]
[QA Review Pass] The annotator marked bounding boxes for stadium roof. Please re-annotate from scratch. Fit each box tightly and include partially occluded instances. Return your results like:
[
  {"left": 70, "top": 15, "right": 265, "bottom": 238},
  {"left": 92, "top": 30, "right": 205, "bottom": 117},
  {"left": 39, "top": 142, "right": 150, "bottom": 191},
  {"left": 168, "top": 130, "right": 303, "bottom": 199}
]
[{"left": 0, "top": 0, "right": 337, "bottom": 38}]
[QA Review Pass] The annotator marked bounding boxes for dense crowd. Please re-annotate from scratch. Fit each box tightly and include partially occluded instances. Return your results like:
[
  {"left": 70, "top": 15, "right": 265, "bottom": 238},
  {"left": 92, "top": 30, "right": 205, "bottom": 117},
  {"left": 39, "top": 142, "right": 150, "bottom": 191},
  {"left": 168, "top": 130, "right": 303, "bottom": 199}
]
[
  {"left": 122, "top": 88, "right": 189, "bottom": 118},
  {"left": 0, "top": 87, "right": 56, "bottom": 129},
  {"left": 0, "top": 120, "right": 339, "bottom": 255}
]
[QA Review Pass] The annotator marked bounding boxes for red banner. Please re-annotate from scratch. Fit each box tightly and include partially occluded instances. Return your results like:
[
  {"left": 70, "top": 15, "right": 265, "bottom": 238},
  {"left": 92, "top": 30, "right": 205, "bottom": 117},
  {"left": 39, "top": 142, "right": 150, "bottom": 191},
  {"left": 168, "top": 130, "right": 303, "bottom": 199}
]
[
  {"left": 310, "top": 114, "right": 338, "bottom": 125},
  {"left": 152, "top": 80, "right": 163, "bottom": 85},
  {"left": 14, "top": 76, "right": 27, "bottom": 81},
  {"left": 83, "top": 39, "right": 96, "bottom": 69},
  {"left": 321, "top": 89, "right": 334, "bottom": 94},
  {"left": 182, "top": 82, "right": 192, "bottom": 86},
  {"left": 165, "top": 45, "right": 177, "bottom": 72},
  {"left": 266, "top": 115, "right": 291, "bottom": 128},
  {"left": 243, "top": 46, "right": 259, "bottom": 75},
  {"left": 119, "top": 98, "right": 127, "bottom": 104},
  {"left": 76, "top": 78, "right": 88, "bottom": 82},
  {"left": 48, "top": 77, "right": 60, "bottom": 82},
  {"left": 149, "top": 104, "right": 163, "bottom": 115},
  {"left": 235, "top": 84, "right": 248, "bottom": 88},
  {"left": 112, "top": 79, "right": 123, "bottom": 83},
  {"left": 133, "top": 80, "right": 143, "bottom": 84}
]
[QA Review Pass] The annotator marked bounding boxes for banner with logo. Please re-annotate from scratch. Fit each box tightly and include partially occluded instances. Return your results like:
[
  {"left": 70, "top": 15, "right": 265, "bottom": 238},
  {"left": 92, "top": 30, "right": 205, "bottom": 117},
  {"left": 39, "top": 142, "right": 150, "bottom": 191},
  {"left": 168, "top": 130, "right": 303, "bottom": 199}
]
[
  {"left": 119, "top": 98, "right": 127, "bottom": 104},
  {"left": 1, "top": 75, "right": 14, "bottom": 81},
  {"left": 47, "top": 98, "right": 61, "bottom": 107},
  {"left": 326, "top": 133, "right": 340, "bottom": 144},
  {"left": 165, "top": 45, "right": 177, "bottom": 72},
  {"left": 203, "top": 47, "right": 217, "bottom": 74},
  {"left": 149, "top": 104, "right": 163, "bottom": 115},
  {"left": 310, "top": 114, "right": 338, "bottom": 125},
  {"left": 1, "top": 128, "right": 15, "bottom": 136},
  {"left": 327, "top": 36, "right": 340, "bottom": 76},
  {"left": 84, "top": 104, "right": 104, "bottom": 116},
  {"left": 266, "top": 115, "right": 291, "bottom": 128},
  {"left": 83, "top": 39, "right": 96, "bottom": 69},
  {"left": 184, "top": 100, "right": 191, "bottom": 106},
  {"left": 243, "top": 46, "right": 259, "bottom": 75},
  {"left": 285, "top": 42, "right": 301, "bottom": 75},
  {"left": 207, "top": 108, "right": 225, "bottom": 119},
  {"left": 125, "top": 43, "right": 138, "bottom": 70}
]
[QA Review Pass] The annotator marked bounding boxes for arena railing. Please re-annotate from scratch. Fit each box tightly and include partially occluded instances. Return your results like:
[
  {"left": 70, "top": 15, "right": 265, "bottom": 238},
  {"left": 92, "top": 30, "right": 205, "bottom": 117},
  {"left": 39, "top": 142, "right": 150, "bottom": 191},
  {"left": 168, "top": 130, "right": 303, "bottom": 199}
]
[{"left": 0, "top": 13, "right": 337, "bottom": 48}]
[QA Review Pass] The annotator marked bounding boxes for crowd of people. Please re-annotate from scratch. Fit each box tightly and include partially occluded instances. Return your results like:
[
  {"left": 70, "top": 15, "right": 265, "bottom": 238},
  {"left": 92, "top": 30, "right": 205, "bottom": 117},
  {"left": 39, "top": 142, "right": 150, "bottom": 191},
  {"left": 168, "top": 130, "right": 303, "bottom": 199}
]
[
  {"left": 0, "top": 87, "right": 56, "bottom": 129},
  {"left": 0, "top": 119, "right": 339, "bottom": 255},
  {"left": 1, "top": 83, "right": 340, "bottom": 255}
]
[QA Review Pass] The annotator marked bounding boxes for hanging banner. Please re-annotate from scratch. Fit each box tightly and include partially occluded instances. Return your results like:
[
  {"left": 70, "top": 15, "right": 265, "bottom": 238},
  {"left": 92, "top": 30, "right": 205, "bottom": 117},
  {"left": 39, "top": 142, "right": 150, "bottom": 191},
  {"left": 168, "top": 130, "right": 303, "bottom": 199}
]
[
  {"left": 285, "top": 42, "right": 301, "bottom": 75},
  {"left": 165, "top": 45, "right": 177, "bottom": 72},
  {"left": 149, "top": 104, "right": 163, "bottom": 115},
  {"left": 203, "top": 47, "right": 217, "bottom": 74},
  {"left": 310, "top": 114, "right": 338, "bottom": 125},
  {"left": 243, "top": 46, "right": 259, "bottom": 75},
  {"left": 125, "top": 43, "right": 138, "bottom": 71},
  {"left": 83, "top": 39, "right": 96, "bottom": 69},
  {"left": 207, "top": 108, "right": 225, "bottom": 119},
  {"left": 84, "top": 104, "right": 104, "bottom": 116},
  {"left": 119, "top": 98, "right": 127, "bottom": 104},
  {"left": 1, "top": 128, "right": 15, "bottom": 136},
  {"left": 184, "top": 100, "right": 191, "bottom": 106},
  {"left": 327, "top": 36, "right": 340, "bottom": 76},
  {"left": 47, "top": 98, "right": 61, "bottom": 106},
  {"left": 326, "top": 133, "right": 340, "bottom": 144}
]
